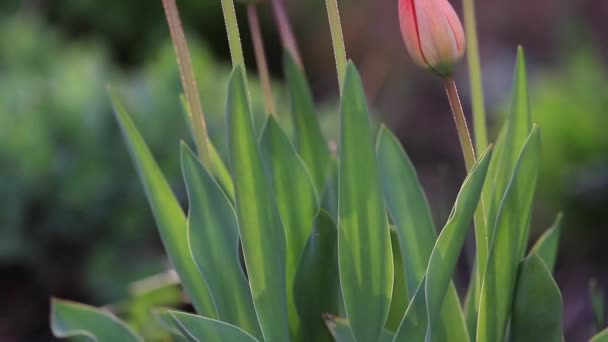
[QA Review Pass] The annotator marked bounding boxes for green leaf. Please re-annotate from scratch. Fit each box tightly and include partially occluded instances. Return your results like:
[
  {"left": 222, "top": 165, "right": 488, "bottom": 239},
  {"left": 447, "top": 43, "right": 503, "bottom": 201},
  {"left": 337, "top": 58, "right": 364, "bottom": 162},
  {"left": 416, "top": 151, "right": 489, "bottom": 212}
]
[
  {"left": 591, "top": 328, "right": 608, "bottom": 342},
  {"left": 324, "top": 315, "right": 395, "bottom": 342},
  {"left": 394, "top": 278, "right": 427, "bottom": 341},
  {"left": 590, "top": 279, "right": 606, "bottom": 330},
  {"left": 259, "top": 116, "right": 320, "bottom": 339},
  {"left": 477, "top": 126, "right": 541, "bottom": 342},
  {"left": 425, "top": 147, "right": 492, "bottom": 340},
  {"left": 529, "top": 213, "right": 563, "bottom": 272},
  {"left": 338, "top": 63, "right": 393, "bottom": 342},
  {"left": 294, "top": 210, "right": 340, "bottom": 342},
  {"left": 109, "top": 88, "right": 217, "bottom": 317},
  {"left": 510, "top": 254, "right": 564, "bottom": 342},
  {"left": 51, "top": 298, "right": 142, "bottom": 342},
  {"left": 180, "top": 94, "right": 235, "bottom": 201},
  {"left": 376, "top": 126, "right": 469, "bottom": 342},
  {"left": 225, "top": 66, "right": 290, "bottom": 342},
  {"left": 181, "top": 144, "right": 261, "bottom": 338},
  {"left": 152, "top": 309, "right": 186, "bottom": 340},
  {"left": 385, "top": 229, "right": 409, "bottom": 332},
  {"left": 486, "top": 47, "right": 532, "bottom": 242},
  {"left": 169, "top": 311, "right": 260, "bottom": 342},
  {"left": 284, "top": 52, "right": 332, "bottom": 194}
]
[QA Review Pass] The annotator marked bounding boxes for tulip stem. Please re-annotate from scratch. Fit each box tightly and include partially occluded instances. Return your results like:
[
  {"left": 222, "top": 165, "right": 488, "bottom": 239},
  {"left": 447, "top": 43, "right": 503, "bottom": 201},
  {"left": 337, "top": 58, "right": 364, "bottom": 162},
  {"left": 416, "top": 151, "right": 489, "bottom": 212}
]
[
  {"left": 463, "top": 0, "right": 488, "bottom": 152},
  {"left": 220, "top": 0, "right": 246, "bottom": 71},
  {"left": 325, "top": 0, "right": 347, "bottom": 93},
  {"left": 161, "top": 0, "right": 212, "bottom": 168},
  {"left": 444, "top": 78, "right": 476, "bottom": 171},
  {"left": 271, "top": 0, "right": 304, "bottom": 69},
  {"left": 247, "top": 4, "right": 276, "bottom": 116}
]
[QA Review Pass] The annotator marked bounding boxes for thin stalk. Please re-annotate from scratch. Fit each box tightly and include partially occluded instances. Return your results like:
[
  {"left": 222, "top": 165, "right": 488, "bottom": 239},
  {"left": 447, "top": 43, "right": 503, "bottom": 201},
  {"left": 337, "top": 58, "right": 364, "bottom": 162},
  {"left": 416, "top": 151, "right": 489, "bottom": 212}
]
[
  {"left": 444, "top": 77, "right": 488, "bottom": 310},
  {"left": 161, "top": 0, "right": 211, "bottom": 167},
  {"left": 463, "top": 0, "right": 488, "bottom": 152},
  {"left": 270, "top": 0, "right": 303, "bottom": 69},
  {"left": 247, "top": 4, "right": 276, "bottom": 116},
  {"left": 220, "top": 0, "right": 246, "bottom": 70},
  {"left": 324, "top": 0, "right": 348, "bottom": 93}
]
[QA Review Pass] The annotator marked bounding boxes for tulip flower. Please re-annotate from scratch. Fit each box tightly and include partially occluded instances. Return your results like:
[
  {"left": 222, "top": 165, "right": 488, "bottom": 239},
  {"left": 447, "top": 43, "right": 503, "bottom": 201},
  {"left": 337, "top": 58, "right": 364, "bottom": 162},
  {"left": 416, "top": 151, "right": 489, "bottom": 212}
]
[{"left": 399, "top": 0, "right": 466, "bottom": 77}]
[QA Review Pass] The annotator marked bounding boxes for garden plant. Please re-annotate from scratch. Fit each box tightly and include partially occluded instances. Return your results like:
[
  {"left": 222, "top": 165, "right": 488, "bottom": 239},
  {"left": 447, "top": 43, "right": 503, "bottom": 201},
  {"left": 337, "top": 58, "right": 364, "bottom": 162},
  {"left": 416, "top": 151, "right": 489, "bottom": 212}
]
[{"left": 49, "top": 0, "right": 608, "bottom": 341}]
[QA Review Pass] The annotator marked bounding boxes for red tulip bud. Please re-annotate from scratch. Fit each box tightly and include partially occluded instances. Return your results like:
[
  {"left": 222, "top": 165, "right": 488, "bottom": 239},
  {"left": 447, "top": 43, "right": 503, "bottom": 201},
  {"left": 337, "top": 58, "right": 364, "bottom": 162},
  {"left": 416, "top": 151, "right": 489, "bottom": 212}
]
[{"left": 399, "top": 0, "right": 466, "bottom": 77}]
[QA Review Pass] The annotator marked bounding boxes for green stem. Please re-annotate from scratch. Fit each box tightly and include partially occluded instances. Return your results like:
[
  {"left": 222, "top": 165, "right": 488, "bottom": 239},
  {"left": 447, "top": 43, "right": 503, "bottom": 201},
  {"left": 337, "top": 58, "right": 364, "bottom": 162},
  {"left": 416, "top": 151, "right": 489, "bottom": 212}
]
[
  {"left": 161, "top": 0, "right": 211, "bottom": 167},
  {"left": 270, "top": 0, "right": 304, "bottom": 69},
  {"left": 324, "top": 0, "right": 347, "bottom": 93},
  {"left": 463, "top": 0, "right": 488, "bottom": 152},
  {"left": 220, "top": 0, "right": 246, "bottom": 70},
  {"left": 247, "top": 4, "right": 276, "bottom": 116}
]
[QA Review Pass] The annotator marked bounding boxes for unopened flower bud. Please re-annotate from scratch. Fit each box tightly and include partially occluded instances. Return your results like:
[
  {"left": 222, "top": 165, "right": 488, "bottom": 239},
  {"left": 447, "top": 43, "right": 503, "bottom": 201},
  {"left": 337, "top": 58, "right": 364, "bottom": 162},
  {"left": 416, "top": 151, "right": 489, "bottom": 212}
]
[{"left": 399, "top": 0, "right": 466, "bottom": 77}]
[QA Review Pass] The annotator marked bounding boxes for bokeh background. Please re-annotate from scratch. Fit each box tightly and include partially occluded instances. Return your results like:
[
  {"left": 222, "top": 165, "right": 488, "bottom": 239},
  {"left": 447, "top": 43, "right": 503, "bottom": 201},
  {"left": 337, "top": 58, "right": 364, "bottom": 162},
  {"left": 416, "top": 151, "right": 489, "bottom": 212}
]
[{"left": 1, "top": 0, "right": 607, "bottom": 340}]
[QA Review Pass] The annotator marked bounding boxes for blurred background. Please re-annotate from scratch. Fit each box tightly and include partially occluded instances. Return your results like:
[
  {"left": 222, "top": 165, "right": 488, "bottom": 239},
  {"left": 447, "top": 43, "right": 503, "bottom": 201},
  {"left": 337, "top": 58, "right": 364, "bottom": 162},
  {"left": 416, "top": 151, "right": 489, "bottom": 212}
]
[{"left": 0, "top": 0, "right": 607, "bottom": 340}]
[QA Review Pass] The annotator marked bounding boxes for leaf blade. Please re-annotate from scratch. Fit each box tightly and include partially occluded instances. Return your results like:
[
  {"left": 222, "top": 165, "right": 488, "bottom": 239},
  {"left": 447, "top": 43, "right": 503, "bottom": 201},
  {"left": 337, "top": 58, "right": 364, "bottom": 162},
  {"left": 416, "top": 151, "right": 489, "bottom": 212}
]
[{"left": 170, "top": 311, "right": 260, "bottom": 342}]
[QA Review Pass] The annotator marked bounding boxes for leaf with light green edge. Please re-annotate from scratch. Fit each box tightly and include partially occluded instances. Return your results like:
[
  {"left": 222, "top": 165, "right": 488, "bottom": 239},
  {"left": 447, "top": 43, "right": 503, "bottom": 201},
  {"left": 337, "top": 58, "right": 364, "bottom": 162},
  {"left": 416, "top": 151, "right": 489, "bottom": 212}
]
[
  {"left": 386, "top": 228, "right": 409, "bottom": 333},
  {"left": 477, "top": 126, "right": 541, "bottom": 342},
  {"left": 180, "top": 94, "right": 235, "bottom": 201},
  {"left": 51, "top": 298, "right": 142, "bottom": 342},
  {"left": 529, "top": 213, "right": 563, "bottom": 272},
  {"left": 225, "top": 66, "right": 290, "bottom": 342},
  {"left": 510, "top": 254, "right": 564, "bottom": 342},
  {"left": 591, "top": 328, "right": 608, "bottom": 342},
  {"left": 376, "top": 126, "right": 469, "bottom": 342},
  {"left": 486, "top": 47, "right": 532, "bottom": 241},
  {"left": 169, "top": 311, "right": 260, "bottom": 342},
  {"left": 324, "top": 315, "right": 395, "bottom": 342},
  {"left": 152, "top": 309, "right": 186, "bottom": 340},
  {"left": 109, "top": 88, "right": 217, "bottom": 318},
  {"left": 338, "top": 63, "right": 393, "bottom": 342},
  {"left": 394, "top": 278, "right": 426, "bottom": 341},
  {"left": 294, "top": 210, "right": 340, "bottom": 342},
  {"left": 284, "top": 51, "right": 332, "bottom": 194},
  {"left": 259, "top": 115, "right": 320, "bottom": 340},
  {"left": 425, "top": 147, "right": 492, "bottom": 341},
  {"left": 181, "top": 144, "right": 261, "bottom": 339}
]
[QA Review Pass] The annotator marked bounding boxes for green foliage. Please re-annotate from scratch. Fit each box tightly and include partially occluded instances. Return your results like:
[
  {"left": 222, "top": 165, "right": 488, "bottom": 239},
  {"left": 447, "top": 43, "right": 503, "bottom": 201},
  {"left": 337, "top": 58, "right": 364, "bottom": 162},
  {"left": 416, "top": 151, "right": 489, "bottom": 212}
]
[{"left": 49, "top": 2, "right": 577, "bottom": 341}]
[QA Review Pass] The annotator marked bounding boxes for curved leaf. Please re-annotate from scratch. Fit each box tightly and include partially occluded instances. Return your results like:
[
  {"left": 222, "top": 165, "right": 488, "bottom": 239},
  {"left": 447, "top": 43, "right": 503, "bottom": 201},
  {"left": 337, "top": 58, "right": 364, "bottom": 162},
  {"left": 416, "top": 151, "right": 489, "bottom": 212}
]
[
  {"left": 477, "top": 127, "right": 541, "bottom": 342},
  {"left": 109, "top": 89, "right": 217, "bottom": 317},
  {"left": 529, "top": 213, "right": 563, "bottom": 272},
  {"left": 260, "top": 116, "right": 320, "bottom": 339},
  {"left": 51, "top": 298, "right": 141, "bottom": 342},
  {"left": 169, "top": 311, "right": 260, "bottom": 342},
  {"left": 338, "top": 63, "right": 393, "bottom": 342},
  {"left": 225, "top": 66, "right": 290, "bottom": 342},
  {"left": 181, "top": 145, "right": 261, "bottom": 338},
  {"left": 591, "top": 328, "right": 608, "bottom": 342},
  {"left": 386, "top": 229, "right": 409, "bottom": 332},
  {"left": 510, "top": 254, "right": 564, "bottom": 342},
  {"left": 294, "top": 210, "right": 340, "bottom": 342},
  {"left": 325, "top": 315, "right": 395, "bottom": 342},
  {"left": 377, "top": 126, "right": 469, "bottom": 342}
]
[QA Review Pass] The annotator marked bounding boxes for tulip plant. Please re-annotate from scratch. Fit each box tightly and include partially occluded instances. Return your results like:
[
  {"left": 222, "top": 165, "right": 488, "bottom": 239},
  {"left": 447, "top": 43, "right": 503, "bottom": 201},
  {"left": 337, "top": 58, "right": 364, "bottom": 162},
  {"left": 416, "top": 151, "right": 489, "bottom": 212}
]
[{"left": 49, "top": 0, "right": 608, "bottom": 341}]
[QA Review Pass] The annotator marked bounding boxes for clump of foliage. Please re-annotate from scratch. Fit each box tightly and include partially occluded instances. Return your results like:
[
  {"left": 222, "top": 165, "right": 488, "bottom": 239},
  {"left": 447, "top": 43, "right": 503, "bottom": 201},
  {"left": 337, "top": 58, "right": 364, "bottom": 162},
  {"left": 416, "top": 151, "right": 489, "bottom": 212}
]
[{"left": 48, "top": 0, "right": 608, "bottom": 341}]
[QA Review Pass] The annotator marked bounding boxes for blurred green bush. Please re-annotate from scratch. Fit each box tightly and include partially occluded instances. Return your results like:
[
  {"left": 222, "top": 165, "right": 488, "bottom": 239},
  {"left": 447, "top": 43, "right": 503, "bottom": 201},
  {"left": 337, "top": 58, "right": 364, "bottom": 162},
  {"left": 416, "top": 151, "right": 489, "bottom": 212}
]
[{"left": 0, "top": 14, "right": 274, "bottom": 303}]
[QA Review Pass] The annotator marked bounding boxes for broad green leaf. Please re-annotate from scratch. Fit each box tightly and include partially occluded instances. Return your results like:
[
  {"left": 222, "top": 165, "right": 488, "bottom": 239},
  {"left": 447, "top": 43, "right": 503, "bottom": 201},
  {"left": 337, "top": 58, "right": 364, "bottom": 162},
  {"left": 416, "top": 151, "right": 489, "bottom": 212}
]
[
  {"left": 51, "top": 298, "right": 142, "bottom": 342},
  {"left": 294, "top": 210, "right": 340, "bottom": 342},
  {"left": 386, "top": 229, "right": 409, "bottom": 332},
  {"left": 109, "top": 89, "right": 217, "bottom": 317},
  {"left": 591, "top": 328, "right": 608, "bottom": 342},
  {"left": 260, "top": 116, "right": 320, "bottom": 339},
  {"left": 180, "top": 94, "right": 235, "bottom": 201},
  {"left": 225, "top": 66, "right": 290, "bottom": 342},
  {"left": 325, "top": 315, "right": 395, "bottom": 342},
  {"left": 153, "top": 309, "right": 186, "bottom": 340},
  {"left": 284, "top": 52, "right": 332, "bottom": 194},
  {"left": 394, "top": 278, "right": 426, "bottom": 341},
  {"left": 181, "top": 145, "right": 261, "bottom": 338},
  {"left": 477, "top": 127, "right": 541, "bottom": 342},
  {"left": 338, "top": 63, "right": 393, "bottom": 342},
  {"left": 510, "top": 254, "right": 564, "bottom": 342},
  {"left": 529, "top": 213, "right": 563, "bottom": 272},
  {"left": 486, "top": 47, "right": 532, "bottom": 241},
  {"left": 425, "top": 147, "right": 492, "bottom": 340},
  {"left": 377, "top": 126, "right": 469, "bottom": 341},
  {"left": 169, "top": 311, "right": 260, "bottom": 342}
]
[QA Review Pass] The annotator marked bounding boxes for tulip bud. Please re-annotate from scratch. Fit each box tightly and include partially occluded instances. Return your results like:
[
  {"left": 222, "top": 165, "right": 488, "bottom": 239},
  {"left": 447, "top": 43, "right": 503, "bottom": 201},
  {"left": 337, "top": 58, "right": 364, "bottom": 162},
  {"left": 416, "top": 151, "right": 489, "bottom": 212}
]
[{"left": 399, "top": 0, "right": 466, "bottom": 77}]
